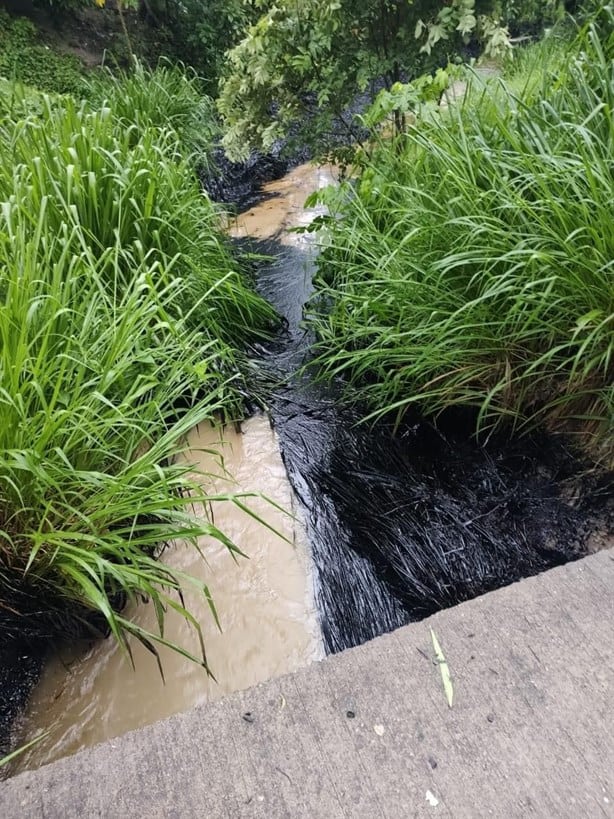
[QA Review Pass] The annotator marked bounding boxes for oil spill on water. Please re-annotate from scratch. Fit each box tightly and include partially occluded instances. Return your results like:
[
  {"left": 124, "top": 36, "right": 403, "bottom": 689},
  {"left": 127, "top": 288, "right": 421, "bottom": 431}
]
[{"left": 235, "top": 175, "right": 613, "bottom": 656}]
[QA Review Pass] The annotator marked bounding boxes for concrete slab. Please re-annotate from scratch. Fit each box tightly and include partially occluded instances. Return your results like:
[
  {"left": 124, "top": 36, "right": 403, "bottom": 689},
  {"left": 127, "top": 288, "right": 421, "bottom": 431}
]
[{"left": 2, "top": 550, "right": 614, "bottom": 818}]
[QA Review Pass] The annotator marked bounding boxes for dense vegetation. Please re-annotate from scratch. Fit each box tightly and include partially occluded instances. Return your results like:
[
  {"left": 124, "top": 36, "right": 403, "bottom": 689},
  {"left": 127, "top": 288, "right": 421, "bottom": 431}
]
[
  {"left": 0, "top": 65, "right": 276, "bottom": 666},
  {"left": 2, "top": 0, "right": 263, "bottom": 96},
  {"left": 307, "top": 6, "right": 613, "bottom": 459},
  {"left": 217, "top": 0, "right": 583, "bottom": 161},
  {"left": 0, "top": 0, "right": 610, "bottom": 673},
  {"left": 0, "top": 10, "right": 87, "bottom": 95},
  {"left": 218, "top": 0, "right": 500, "bottom": 161}
]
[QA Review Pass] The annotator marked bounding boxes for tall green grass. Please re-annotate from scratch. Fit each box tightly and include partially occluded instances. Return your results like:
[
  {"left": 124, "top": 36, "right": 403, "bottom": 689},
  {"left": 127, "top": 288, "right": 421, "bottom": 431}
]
[
  {"left": 309, "top": 8, "right": 613, "bottom": 457},
  {"left": 0, "top": 68, "right": 277, "bottom": 666},
  {"left": 0, "top": 230, "right": 231, "bottom": 667},
  {"left": 0, "top": 92, "right": 275, "bottom": 352},
  {"left": 86, "top": 60, "right": 219, "bottom": 163}
]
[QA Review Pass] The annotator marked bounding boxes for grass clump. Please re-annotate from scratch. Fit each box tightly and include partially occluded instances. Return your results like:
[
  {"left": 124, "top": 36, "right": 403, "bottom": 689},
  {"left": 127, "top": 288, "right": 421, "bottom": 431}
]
[
  {"left": 86, "top": 60, "right": 219, "bottom": 164},
  {"left": 0, "top": 67, "right": 277, "bottom": 667},
  {"left": 308, "top": 9, "right": 614, "bottom": 457},
  {"left": 1, "top": 91, "right": 275, "bottom": 356}
]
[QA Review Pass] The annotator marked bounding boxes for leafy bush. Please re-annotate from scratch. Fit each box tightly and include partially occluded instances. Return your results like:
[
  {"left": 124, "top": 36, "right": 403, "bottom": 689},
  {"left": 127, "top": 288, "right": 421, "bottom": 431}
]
[
  {"left": 0, "top": 10, "right": 87, "bottom": 96},
  {"left": 499, "top": 0, "right": 580, "bottom": 31},
  {"left": 217, "top": 0, "right": 505, "bottom": 162},
  {"left": 308, "top": 10, "right": 613, "bottom": 455},
  {"left": 158, "top": 0, "right": 258, "bottom": 94},
  {"left": 0, "top": 78, "right": 277, "bottom": 663}
]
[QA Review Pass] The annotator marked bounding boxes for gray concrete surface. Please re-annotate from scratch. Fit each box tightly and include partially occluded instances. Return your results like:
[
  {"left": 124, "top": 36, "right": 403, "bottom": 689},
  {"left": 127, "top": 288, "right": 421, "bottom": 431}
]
[{"left": 2, "top": 550, "right": 613, "bottom": 818}]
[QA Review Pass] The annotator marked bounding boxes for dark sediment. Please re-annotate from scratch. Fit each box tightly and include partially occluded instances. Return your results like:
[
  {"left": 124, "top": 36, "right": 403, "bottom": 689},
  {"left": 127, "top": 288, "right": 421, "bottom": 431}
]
[
  {"left": 245, "top": 235, "right": 613, "bottom": 654},
  {"left": 200, "top": 144, "right": 310, "bottom": 211},
  {"left": 0, "top": 644, "right": 45, "bottom": 760}
]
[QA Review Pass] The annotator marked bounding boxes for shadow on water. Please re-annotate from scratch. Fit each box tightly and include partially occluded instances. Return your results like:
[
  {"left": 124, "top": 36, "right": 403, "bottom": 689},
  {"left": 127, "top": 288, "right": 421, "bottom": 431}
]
[{"left": 240, "top": 233, "right": 613, "bottom": 655}]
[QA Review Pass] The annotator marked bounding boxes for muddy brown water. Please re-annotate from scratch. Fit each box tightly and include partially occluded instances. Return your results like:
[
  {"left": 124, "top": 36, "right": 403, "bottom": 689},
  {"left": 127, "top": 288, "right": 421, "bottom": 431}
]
[{"left": 12, "top": 163, "right": 334, "bottom": 774}]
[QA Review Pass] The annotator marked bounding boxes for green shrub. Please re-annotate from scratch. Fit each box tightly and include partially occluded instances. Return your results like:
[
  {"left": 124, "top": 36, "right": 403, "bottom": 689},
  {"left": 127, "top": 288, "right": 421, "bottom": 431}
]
[
  {"left": 143, "top": 0, "right": 259, "bottom": 95},
  {"left": 0, "top": 10, "right": 87, "bottom": 97},
  {"left": 500, "top": 0, "right": 568, "bottom": 29},
  {"left": 308, "top": 14, "right": 613, "bottom": 454}
]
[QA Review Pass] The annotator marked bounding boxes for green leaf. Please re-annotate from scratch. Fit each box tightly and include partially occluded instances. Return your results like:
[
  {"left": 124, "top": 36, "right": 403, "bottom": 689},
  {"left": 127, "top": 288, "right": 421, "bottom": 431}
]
[{"left": 431, "top": 628, "right": 454, "bottom": 708}]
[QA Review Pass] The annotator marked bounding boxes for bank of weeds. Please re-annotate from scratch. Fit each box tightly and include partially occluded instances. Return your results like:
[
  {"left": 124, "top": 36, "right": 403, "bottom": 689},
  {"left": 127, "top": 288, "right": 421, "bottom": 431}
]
[
  {"left": 0, "top": 66, "right": 277, "bottom": 667},
  {"left": 0, "top": 10, "right": 87, "bottom": 97},
  {"left": 309, "top": 8, "right": 613, "bottom": 461}
]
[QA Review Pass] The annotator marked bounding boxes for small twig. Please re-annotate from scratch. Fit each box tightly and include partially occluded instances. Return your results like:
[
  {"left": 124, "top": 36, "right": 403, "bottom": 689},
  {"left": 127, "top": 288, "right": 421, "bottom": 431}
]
[
  {"left": 117, "top": 0, "right": 134, "bottom": 62},
  {"left": 275, "top": 766, "right": 293, "bottom": 784}
]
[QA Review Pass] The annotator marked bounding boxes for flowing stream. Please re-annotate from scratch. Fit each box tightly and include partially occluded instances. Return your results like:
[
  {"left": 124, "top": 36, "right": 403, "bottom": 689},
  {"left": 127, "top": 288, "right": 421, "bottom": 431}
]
[{"left": 12, "top": 163, "right": 334, "bottom": 774}]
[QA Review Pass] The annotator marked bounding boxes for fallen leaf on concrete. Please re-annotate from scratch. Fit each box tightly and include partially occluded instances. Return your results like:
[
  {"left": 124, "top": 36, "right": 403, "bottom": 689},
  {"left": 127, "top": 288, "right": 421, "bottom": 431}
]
[{"left": 431, "top": 629, "right": 454, "bottom": 708}]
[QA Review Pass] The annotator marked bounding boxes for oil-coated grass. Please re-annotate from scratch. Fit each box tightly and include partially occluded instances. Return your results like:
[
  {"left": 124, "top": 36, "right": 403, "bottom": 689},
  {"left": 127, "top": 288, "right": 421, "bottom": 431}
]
[
  {"left": 309, "top": 11, "right": 613, "bottom": 455},
  {"left": 0, "top": 71, "right": 277, "bottom": 666}
]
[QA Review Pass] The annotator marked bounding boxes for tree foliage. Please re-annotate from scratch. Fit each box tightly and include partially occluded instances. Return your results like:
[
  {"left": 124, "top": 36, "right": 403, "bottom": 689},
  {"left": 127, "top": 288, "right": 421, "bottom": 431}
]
[
  {"left": 218, "top": 0, "right": 503, "bottom": 161},
  {"left": 496, "top": 0, "right": 573, "bottom": 31},
  {"left": 141, "top": 0, "right": 261, "bottom": 90}
]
